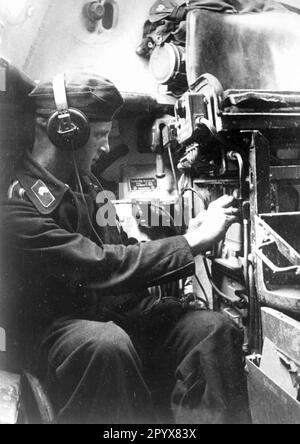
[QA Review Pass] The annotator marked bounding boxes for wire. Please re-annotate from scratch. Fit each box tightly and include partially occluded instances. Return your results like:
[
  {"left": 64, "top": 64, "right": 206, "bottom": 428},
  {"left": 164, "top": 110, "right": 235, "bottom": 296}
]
[
  {"left": 180, "top": 187, "right": 208, "bottom": 208},
  {"left": 148, "top": 203, "right": 177, "bottom": 230},
  {"left": 168, "top": 144, "right": 180, "bottom": 197},
  {"left": 71, "top": 147, "right": 84, "bottom": 195},
  {"left": 70, "top": 144, "right": 188, "bottom": 314},
  {"left": 228, "top": 151, "right": 245, "bottom": 200},
  {"left": 203, "top": 256, "right": 234, "bottom": 303},
  {"left": 142, "top": 295, "right": 183, "bottom": 316},
  {"left": 151, "top": 203, "right": 181, "bottom": 236},
  {"left": 71, "top": 145, "right": 105, "bottom": 246},
  {"left": 114, "top": 200, "right": 178, "bottom": 234},
  {"left": 194, "top": 275, "right": 210, "bottom": 309}
]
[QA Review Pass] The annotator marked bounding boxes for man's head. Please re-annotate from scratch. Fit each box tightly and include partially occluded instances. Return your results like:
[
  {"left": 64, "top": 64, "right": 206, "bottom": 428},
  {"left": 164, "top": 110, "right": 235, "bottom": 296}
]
[{"left": 29, "top": 71, "right": 124, "bottom": 174}]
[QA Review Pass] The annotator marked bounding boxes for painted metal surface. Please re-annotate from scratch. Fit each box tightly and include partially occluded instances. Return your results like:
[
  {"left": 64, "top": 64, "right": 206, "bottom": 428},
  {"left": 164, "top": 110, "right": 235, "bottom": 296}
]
[
  {"left": 247, "top": 307, "right": 300, "bottom": 425},
  {"left": 0, "top": 0, "right": 158, "bottom": 95},
  {"left": 254, "top": 215, "right": 300, "bottom": 313},
  {"left": 247, "top": 356, "right": 300, "bottom": 424},
  {"left": 262, "top": 307, "right": 300, "bottom": 366}
]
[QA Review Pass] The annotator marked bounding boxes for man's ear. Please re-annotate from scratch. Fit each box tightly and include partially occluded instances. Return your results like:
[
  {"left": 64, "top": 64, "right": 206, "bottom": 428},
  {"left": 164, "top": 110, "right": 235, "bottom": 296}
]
[{"left": 36, "top": 116, "right": 48, "bottom": 130}]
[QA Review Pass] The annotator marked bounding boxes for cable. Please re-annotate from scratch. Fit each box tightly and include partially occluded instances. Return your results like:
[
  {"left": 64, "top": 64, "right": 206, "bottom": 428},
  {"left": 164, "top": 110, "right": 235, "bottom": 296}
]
[
  {"left": 180, "top": 187, "right": 208, "bottom": 208},
  {"left": 114, "top": 200, "right": 178, "bottom": 234},
  {"left": 71, "top": 145, "right": 106, "bottom": 246},
  {"left": 71, "top": 146, "right": 84, "bottom": 195},
  {"left": 148, "top": 203, "right": 177, "bottom": 231},
  {"left": 71, "top": 144, "right": 187, "bottom": 313},
  {"left": 203, "top": 256, "right": 235, "bottom": 303},
  {"left": 227, "top": 152, "right": 250, "bottom": 291},
  {"left": 227, "top": 151, "right": 245, "bottom": 200},
  {"left": 194, "top": 275, "right": 210, "bottom": 309},
  {"left": 142, "top": 295, "right": 183, "bottom": 316},
  {"left": 168, "top": 144, "right": 180, "bottom": 197}
]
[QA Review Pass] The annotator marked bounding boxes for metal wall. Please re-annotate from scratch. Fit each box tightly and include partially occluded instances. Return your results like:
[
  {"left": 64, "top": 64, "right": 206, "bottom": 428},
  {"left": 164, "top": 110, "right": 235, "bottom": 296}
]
[
  {"left": 0, "top": 0, "right": 157, "bottom": 95},
  {"left": 0, "top": 1, "right": 166, "bottom": 197}
]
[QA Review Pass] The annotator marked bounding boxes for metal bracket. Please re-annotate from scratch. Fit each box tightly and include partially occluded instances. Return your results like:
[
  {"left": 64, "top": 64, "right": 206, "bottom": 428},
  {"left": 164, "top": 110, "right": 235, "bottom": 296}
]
[
  {"left": 255, "top": 240, "right": 300, "bottom": 276},
  {"left": 253, "top": 215, "right": 300, "bottom": 313}
]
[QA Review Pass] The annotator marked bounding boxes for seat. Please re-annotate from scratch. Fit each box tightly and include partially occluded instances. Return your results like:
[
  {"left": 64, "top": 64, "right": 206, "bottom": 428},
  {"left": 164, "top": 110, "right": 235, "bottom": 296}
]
[
  {"left": 186, "top": 10, "right": 300, "bottom": 90},
  {"left": 0, "top": 327, "right": 55, "bottom": 425},
  {"left": 19, "top": 372, "right": 56, "bottom": 424}
]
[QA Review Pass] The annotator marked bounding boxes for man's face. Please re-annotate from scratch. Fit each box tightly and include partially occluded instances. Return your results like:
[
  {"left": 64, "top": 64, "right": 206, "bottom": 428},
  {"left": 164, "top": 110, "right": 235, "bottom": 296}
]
[{"left": 74, "top": 121, "right": 112, "bottom": 174}]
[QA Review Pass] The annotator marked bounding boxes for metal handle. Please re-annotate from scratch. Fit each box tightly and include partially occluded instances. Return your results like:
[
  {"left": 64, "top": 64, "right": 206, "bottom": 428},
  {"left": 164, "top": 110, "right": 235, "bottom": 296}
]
[{"left": 254, "top": 240, "right": 300, "bottom": 275}]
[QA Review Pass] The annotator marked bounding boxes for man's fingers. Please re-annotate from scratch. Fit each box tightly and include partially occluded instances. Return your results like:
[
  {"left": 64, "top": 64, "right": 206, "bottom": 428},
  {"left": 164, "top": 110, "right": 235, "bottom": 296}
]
[
  {"left": 210, "top": 195, "right": 237, "bottom": 209},
  {"left": 219, "top": 195, "right": 236, "bottom": 208},
  {"left": 227, "top": 215, "right": 239, "bottom": 225},
  {"left": 223, "top": 207, "right": 239, "bottom": 217}
]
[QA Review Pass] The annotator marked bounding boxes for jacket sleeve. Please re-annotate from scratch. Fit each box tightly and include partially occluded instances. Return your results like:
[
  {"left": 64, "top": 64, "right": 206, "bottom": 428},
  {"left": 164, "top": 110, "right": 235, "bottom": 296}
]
[{"left": 3, "top": 200, "right": 195, "bottom": 297}]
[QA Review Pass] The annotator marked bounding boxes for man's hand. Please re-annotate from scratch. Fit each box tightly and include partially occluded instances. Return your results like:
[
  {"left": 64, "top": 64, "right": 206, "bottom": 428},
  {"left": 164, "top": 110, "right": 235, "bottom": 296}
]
[
  {"left": 188, "top": 211, "right": 207, "bottom": 232},
  {"left": 184, "top": 195, "right": 239, "bottom": 256},
  {"left": 188, "top": 195, "right": 238, "bottom": 230}
]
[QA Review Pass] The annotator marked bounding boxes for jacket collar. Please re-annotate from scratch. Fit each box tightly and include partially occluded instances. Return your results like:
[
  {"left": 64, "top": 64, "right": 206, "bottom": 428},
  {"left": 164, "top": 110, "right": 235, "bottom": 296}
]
[{"left": 16, "top": 151, "right": 70, "bottom": 215}]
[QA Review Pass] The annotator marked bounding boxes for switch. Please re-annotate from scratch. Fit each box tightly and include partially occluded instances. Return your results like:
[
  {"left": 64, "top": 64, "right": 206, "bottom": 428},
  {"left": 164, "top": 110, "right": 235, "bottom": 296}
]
[{"left": 176, "top": 102, "right": 186, "bottom": 119}]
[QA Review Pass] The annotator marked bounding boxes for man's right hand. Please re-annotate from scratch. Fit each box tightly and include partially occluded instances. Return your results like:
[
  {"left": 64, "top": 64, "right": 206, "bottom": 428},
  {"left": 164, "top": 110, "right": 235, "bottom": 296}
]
[{"left": 184, "top": 195, "right": 239, "bottom": 256}]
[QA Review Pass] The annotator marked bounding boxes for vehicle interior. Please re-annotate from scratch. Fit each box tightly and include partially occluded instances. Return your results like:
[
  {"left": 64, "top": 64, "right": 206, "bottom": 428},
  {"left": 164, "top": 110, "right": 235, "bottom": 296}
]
[{"left": 0, "top": 0, "right": 299, "bottom": 424}]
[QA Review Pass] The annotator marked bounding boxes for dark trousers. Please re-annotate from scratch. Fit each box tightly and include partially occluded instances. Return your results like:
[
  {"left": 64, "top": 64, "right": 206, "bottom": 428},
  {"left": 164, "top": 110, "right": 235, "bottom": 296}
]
[{"left": 39, "top": 305, "right": 250, "bottom": 424}]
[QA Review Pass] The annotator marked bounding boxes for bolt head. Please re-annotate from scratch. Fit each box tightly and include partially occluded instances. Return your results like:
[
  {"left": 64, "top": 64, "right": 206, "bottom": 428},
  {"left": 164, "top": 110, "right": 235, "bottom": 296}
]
[{"left": 87, "top": 2, "right": 105, "bottom": 21}]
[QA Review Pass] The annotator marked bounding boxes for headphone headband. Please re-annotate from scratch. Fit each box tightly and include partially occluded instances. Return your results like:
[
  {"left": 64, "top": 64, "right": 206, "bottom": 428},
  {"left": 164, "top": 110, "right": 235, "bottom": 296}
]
[
  {"left": 47, "top": 73, "right": 90, "bottom": 150},
  {"left": 52, "top": 73, "right": 78, "bottom": 141},
  {"left": 53, "top": 73, "right": 69, "bottom": 114}
]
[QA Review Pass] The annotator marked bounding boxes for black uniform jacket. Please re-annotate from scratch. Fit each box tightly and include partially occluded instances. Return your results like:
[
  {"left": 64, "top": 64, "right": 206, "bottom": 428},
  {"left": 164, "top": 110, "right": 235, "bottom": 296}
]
[{"left": 0, "top": 152, "right": 195, "bottom": 357}]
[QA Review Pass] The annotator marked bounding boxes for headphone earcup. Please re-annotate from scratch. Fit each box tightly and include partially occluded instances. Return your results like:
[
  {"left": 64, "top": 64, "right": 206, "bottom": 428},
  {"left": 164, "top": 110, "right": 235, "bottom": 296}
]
[{"left": 47, "top": 108, "right": 90, "bottom": 150}]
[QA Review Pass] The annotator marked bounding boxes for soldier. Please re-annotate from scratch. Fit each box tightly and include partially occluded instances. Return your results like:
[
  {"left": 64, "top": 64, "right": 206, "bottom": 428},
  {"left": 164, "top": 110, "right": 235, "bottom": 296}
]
[{"left": 1, "top": 72, "right": 249, "bottom": 424}]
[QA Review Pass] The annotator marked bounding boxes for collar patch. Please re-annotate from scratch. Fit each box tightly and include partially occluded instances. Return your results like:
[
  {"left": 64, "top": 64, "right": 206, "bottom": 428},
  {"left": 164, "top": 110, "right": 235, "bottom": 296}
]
[{"left": 31, "top": 180, "right": 55, "bottom": 208}]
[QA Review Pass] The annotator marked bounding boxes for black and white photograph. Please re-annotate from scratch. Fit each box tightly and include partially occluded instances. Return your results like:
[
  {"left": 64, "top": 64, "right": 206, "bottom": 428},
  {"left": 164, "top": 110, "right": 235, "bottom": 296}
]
[{"left": 0, "top": 0, "right": 299, "bottom": 427}]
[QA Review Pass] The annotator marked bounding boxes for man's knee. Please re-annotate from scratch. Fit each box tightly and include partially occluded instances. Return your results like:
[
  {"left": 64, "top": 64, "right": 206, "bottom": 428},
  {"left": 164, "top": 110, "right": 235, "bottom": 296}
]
[
  {"left": 202, "top": 311, "right": 243, "bottom": 344},
  {"left": 47, "top": 319, "right": 136, "bottom": 373},
  {"left": 210, "top": 312, "right": 240, "bottom": 334},
  {"left": 175, "top": 310, "right": 243, "bottom": 350},
  {"left": 85, "top": 321, "right": 135, "bottom": 362}
]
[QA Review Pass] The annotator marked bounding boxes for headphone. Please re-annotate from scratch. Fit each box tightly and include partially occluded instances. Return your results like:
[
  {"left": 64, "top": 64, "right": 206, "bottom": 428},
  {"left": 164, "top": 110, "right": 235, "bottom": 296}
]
[{"left": 47, "top": 73, "right": 91, "bottom": 150}]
